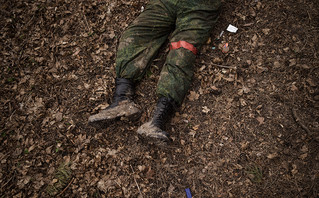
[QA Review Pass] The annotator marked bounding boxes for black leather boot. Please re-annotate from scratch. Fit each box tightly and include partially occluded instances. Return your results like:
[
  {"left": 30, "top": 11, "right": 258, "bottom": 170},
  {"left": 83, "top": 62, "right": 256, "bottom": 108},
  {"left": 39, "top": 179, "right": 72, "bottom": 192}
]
[
  {"left": 88, "top": 78, "right": 141, "bottom": 126},
  {"left": 137, "top": 97, "right": 175, "bottom": 145}
]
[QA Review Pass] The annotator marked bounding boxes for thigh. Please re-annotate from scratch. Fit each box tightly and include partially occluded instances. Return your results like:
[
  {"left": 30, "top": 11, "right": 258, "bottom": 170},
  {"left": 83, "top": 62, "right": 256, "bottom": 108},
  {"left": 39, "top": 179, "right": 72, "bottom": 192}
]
[
  {"left": 119, "top": 0, "right": 176, "bottom": 45},
  {"left": 171, "top": 0, "right": 221, "bottom": 48},
  {"left": 116, "top": 0, "right": 176, "bottom": 80}
]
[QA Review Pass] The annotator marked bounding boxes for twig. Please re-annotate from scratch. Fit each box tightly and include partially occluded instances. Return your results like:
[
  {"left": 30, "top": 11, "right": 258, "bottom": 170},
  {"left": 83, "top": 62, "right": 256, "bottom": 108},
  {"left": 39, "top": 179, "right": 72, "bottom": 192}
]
[
  {"left": 211, "top": 63, "right": 237, "bottom": 69},
  {"left": 114, "top": 179, "right": 127, "bottom": 198},
  {"left": 130, "top": 165, "right": 143, "bottom": 198},
  {"left": 9, "top": 110, "right": 16, "bottom": 121},
  {"left": 81, "top": 6, "right": 91, "bottom": 33},
  {"left": 57, "top": 177, "right": 74, "bottom": 197},
  {"left": 1, "top": 171, "right": 16, "bottom": 191},
  {"left": 292, "top": 108, "right": 312, "bottom": 136},
  {"left": 306, "top": 9, "right": 312, "bottom": 21}
]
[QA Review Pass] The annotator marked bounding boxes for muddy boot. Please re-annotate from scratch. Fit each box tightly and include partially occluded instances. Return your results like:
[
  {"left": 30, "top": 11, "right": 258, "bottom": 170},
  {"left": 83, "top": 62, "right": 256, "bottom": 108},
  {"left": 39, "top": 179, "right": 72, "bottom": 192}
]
[
  {"left": 137, "top": 97, "right": 175, "bottom": 146},
  {"left": 88, "top": 78, "right": 141, "bottom": 127}
]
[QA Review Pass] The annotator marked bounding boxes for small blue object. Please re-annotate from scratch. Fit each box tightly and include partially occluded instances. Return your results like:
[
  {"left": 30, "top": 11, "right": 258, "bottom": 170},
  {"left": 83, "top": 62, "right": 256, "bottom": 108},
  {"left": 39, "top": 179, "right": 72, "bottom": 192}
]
[
  {"left": 212, "top": 47, "right": 216, "bottom": 50},
  {"left": 185, "top": 188, "right": 192, "bottom": 198}
]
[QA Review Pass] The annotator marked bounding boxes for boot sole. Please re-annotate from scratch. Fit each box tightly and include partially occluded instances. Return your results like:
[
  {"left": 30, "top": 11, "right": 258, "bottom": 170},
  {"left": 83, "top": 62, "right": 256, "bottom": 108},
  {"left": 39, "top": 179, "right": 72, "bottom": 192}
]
[
  {"left": 88, "top": 101, "right": 141, "bottom": 128},
  {"left": 137, "top": 121, "right": 170, "bottom": 147},
  {"left": 137, "top": 133, "right": 169, "bottom": 147}
]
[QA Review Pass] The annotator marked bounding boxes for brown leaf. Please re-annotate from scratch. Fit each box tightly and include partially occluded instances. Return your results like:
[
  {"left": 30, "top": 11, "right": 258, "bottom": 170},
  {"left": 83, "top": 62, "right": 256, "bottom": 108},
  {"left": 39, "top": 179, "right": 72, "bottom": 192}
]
[
  {"left": 28, "top": 144, "right": 35, "bottom": 152},
  {"left": 274, "top": 61, "right": 281, "bottom": 68},
  {"left": 192, "top": 124, "right": 200, "bottom": 131},
  {"left": 55, "top": 112, "right": 63, "bottom": 122},
  {"left": 262, "top": 28, "right": 270, "bottom": 35},
  {"left": 202, "top": 106, "right": 210, "bottom": 114},
  {"left": 267, "top": 153, "right": 278, "bottom": 159},
  {"left": 306, "top": 78, "right": 317, "bottom": 87},
  {"left": 109, "top": 31, "right": 115, "bottom": 39},
  {"left": 145, "top": 167, "right": 154, "bottom": 179},
  {"left": 299, "top": 153, "right": 307, "bottom": 160},
  {"left": 72, "top": 47, "right": 81, "bottom": 56},
  {"left": 168, "top": 184, "right": 175, "bottom": 194},
  {"left": 256, "top": 117, "right": 265, "bottom": 125},
  {"left": 188, "top": 91, "right": 199, "bottom": 101},
  {"left": 289, "top": 59, "right": 296, "bottom": 67},
  {"left": 291, "top": 84, "right": 298, "bottom": 91},
  {"left": 291, "top": 164, "right": 298, "bottom": 175}
]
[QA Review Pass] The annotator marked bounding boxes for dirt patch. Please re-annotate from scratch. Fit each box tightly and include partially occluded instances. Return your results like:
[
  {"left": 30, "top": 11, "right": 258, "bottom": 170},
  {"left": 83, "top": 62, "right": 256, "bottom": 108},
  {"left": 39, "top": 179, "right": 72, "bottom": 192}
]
[{"left": 1, "top": 0, "right": 318, "bottom": 197}]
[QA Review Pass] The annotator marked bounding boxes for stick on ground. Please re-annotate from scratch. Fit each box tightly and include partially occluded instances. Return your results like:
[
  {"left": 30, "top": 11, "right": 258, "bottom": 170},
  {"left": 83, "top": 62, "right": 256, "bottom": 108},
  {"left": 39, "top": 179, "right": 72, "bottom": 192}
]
[
  {"left": 130, "top": 165, "right": 144, "bottom": 198},
  {"left": 57, "top": 177, "right": 74, "bottom": 197},
  {"left": 292, "top": 108, "right": 313, "bottom": 136}
]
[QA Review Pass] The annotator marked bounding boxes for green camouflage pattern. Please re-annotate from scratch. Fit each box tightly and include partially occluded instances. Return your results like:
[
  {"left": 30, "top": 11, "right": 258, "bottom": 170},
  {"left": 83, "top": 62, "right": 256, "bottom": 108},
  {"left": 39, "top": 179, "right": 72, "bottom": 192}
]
[{"left": 115, "top": 0, "right": 221, "bottom": 105}]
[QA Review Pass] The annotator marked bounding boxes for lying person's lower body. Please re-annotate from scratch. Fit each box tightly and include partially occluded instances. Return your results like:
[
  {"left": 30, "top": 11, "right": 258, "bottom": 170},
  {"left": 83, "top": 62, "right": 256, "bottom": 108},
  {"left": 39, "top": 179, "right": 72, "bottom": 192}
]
[{"left": 89, "top": 0, "right": 221, "bottom": 146}]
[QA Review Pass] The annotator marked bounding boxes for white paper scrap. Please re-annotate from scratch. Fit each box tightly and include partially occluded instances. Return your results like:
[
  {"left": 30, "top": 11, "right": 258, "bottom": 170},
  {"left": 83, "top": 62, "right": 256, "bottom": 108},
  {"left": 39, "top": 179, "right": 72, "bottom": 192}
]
[{"left": 226, "top": 24, "right": 238, "bottom": 33}]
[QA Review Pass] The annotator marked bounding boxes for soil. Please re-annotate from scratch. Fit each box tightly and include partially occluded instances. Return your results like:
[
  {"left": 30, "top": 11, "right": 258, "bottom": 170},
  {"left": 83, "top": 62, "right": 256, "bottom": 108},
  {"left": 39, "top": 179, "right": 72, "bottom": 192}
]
[{"left": 1, "top": 0, "right": 319, "bottom": 197}]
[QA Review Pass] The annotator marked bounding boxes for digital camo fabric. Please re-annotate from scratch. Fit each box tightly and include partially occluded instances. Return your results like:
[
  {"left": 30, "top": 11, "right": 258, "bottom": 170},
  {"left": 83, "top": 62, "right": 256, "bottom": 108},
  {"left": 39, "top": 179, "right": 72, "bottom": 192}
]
[{"left": 115, "top": 0, "right": 221, "bottom": 105}]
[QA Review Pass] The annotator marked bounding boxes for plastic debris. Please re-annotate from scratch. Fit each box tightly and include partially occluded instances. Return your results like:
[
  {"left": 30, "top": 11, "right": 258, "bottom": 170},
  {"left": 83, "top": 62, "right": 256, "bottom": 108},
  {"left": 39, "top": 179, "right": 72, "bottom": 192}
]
[
  {"left": 226, "top": 24, "right": 238, "bottom": 33},
  {"left": 222, "top": 43, "right": 230, "bottom": 53},
  {"left": 212, "top": 46, "right": 216, "bottom": 50},
  {"left": 185, "top": 188, "right": 192, "bottom": 198},
  {"left": 141, "top": 6, "right": 144, "bottom": 12},
  {"left": 219, "top": 30, "right": 224, "bottom": 39}
]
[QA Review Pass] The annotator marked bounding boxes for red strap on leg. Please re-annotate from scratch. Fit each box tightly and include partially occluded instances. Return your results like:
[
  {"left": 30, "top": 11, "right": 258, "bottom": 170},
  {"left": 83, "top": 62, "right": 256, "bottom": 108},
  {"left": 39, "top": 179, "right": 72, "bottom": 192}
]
[{"left": 170, "top": 41, "right": 197, "bottom": 55}]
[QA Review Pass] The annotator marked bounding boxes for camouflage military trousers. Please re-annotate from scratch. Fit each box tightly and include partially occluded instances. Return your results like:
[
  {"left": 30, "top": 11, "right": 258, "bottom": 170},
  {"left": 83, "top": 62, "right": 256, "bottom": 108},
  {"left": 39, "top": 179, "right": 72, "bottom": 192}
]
[{"left": 116, "top": 0, "right": 221, "bottom": 105}]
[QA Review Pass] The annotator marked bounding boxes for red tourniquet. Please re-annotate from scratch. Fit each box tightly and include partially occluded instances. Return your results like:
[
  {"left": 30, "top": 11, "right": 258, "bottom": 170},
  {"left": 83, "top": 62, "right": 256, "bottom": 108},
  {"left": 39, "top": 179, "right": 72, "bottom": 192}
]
[{"left": 170, "top": 41, "right": 197, "bottom": 55}]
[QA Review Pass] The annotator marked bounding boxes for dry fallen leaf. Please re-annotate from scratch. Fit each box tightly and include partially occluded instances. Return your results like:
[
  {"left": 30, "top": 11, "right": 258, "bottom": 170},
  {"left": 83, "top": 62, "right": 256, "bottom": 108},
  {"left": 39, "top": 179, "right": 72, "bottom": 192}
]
[
  {"left": 145, "top": 167, "right": 154, "bottom": 179},
  {"left": 291, "top": 84, "right": 298, "bottom": 91},
  {"left": 299, "top": 153, "right": 307, "bottom": 160},
  {"left": 306, "top": 78, "right": 317, "bottom": 87},
  {"left": 188, "top": 91, "right": 199, "bottom": 101},
  {"left": 301, "top": 145, "right": 308, "bottom": 153},
  {"left": 291, "top": 164, "right": 298, "bottom": 175},
  {"left": 192, "top": 124, "right": 200, "bottom": 131},
  {"left": 55, "top": 112, "right": 63, "bottom": 122},
  {"left": 262, "top": 28, "right": 270, "bottom": 35},
  {"left": 72, "top": 47, "right": 81, "bottom": 56},
  {"left": 109, "top": 31, "right": 115, "bottom": 39},
  {"left": 289, "top": 59, "right": 296, "bottom": 67},
  {"left": 274, "top": 61, "right": 281, "bottom": 68},
  {"left": 267, "top": 153, "right": 278, "bottom": 159},
  {"left": 202, "top": 106, "right": 210, "bottom": 113},
  {"left": 94, "top": 103, "right": 110, "bottom": 111},
  {"left": 168, "top": 184, "right": 175, "bottom": 194},
  {"left": 256, "top": 117, "right": 265, "bottom": 125}
]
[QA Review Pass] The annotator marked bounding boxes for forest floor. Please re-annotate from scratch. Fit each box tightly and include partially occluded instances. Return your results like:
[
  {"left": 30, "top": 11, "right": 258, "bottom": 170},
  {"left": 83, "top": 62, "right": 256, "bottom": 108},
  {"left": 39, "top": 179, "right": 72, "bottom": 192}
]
[{"left": 1, "top": 0, "right": 319, "bottom": 197}]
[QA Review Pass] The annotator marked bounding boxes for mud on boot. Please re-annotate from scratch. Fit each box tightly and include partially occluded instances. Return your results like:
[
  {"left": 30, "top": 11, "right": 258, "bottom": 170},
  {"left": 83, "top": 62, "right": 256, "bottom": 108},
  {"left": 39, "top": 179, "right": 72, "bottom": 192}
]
[
  {"left": 88, "top": 78, "right": 141, "bottom": 127},
  {"left": 137, "top": 97, "right": 175, "bottom": 146}
]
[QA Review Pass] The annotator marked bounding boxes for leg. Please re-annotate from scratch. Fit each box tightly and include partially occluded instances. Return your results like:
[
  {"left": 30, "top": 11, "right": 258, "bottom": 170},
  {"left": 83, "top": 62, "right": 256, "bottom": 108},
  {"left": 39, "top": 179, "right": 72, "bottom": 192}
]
[
  {"left": 157, "top": 0, "right": 221, "bottom": 105},
  {"left": 137, "top": 0, "right": 221, "bottom": 145},
  {"left": 89, "top": 0, "right": 176, "bottom": 127},
  {"left": 116, "top": 0, "right": 176, "bottom": 81}
]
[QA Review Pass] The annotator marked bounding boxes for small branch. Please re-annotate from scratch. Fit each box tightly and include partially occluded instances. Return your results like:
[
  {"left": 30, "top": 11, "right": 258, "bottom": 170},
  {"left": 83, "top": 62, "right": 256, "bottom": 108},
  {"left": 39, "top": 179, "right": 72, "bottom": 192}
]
[
  {"left": 130, "top": 165, "right": 143, "bottom": 198},
  {"left": 306, "top": 9, "right": 312, "bottom": 21},
  {"left": 211, "top": 63, "right": 237, "bottom": 69},
  {"left": 9, "top": 109, "right": 17, "bottom": 121},
  {"left": 1, "top": 171, "right": 16, "bottom": 191},
  {"left": 292, "top": 108, "right": 313, "bottom": 136},
  {"left": 114, "top": 179, "right": 127, "bottom": 198},
  {"left": 57, "top": 177, "right": 74, "bottom": 197},
  {"left": 81, "top": 6, "right": 91, "bottom": 33}
]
